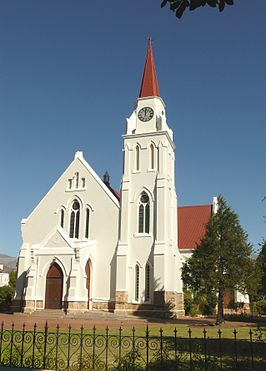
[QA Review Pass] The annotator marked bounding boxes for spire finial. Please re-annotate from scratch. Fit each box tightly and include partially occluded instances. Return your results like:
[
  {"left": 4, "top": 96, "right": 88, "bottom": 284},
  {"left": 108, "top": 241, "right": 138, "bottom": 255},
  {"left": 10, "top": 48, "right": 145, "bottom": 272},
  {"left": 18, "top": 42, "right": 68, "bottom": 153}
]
[
  {"left": 139, "top": 38, "right": 160, "bottom": 98},
  {"left": 103, "top": 171, "right": 110, "bottom": 186}
]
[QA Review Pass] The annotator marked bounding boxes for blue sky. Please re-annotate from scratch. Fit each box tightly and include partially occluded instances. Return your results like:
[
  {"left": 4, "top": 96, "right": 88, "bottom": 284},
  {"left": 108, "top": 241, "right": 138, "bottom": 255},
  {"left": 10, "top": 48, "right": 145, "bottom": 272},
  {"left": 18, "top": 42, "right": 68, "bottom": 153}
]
[{"left": 0, "top": 1, "right": 265, "bottom": 257}]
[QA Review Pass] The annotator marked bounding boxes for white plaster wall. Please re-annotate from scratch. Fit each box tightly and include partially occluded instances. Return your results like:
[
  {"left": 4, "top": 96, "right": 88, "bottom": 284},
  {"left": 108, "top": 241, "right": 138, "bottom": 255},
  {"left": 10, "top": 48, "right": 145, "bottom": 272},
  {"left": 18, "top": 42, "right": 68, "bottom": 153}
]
[
  {"left": 16, "top": 153, "right": 119, "bottom": 307},
  {"left": 118, "top": 95, "right": 183, "bottom": 303},
  {"left": 0, "top": 272, "right": 9, "bottom": 287}
]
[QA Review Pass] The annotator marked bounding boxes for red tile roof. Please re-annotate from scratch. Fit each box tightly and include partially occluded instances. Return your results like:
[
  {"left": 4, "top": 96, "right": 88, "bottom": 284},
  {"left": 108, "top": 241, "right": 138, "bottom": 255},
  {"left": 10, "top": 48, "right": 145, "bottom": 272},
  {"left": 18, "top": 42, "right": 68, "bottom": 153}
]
[
  {"left": 139, "top": 38, "right": 160, "bottom": 98},
  {"left": 178, "top": 205, "right": 212, "bottom": 250},
  {"left": 106, "top": 185, "right": 120, "bottom": 201}
]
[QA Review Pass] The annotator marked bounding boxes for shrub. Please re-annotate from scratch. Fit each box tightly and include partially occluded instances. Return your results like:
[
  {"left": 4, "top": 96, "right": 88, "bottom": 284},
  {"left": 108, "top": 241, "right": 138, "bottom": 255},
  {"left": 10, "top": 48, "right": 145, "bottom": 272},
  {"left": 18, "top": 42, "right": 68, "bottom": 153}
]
[
  {"left": 0, "top": 285, "right": 15, "bottom": 311},
  {"left": 184, "top": 290, "right": 193, "bottom": 315},
  {"left": 255, "top": 299, "right": 266, "bottom": 315}
]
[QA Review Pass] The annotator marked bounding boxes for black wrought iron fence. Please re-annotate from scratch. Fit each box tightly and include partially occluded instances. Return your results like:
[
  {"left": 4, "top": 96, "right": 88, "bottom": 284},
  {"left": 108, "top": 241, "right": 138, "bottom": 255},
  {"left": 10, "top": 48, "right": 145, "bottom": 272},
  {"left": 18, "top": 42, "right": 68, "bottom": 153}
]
[{"left": 0, "top": 321, "right": 265, "bottom": 370}]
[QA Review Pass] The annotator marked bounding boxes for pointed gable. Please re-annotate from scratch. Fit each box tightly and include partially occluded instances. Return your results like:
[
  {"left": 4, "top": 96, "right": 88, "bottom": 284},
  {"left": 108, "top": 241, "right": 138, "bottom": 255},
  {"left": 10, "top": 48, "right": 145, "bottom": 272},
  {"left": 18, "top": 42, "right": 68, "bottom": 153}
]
[
  {"left": 139, "top": 38, "right": 160, "bottom": 98},
  {"left": 178, "top": 205, "right": 213, "bottom": 250}
]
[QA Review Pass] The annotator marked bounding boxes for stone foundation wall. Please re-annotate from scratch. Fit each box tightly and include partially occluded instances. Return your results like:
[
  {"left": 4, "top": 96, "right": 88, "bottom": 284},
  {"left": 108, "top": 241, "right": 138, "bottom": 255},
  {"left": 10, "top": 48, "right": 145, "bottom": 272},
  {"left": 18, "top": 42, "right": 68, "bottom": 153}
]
[
  {"left": 12, "top": 291, "right": 184, "bottom": 318},
  {"left": 115, "top": 291, "right": 184, "bottom": 318}
]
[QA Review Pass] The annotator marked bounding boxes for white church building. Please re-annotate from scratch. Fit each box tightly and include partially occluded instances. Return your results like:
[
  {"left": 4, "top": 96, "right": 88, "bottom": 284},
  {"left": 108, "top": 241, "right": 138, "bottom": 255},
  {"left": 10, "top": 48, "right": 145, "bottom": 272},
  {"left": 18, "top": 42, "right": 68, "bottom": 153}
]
[{"left": 14, "top": 40, "right": 216, "bottom": 317}]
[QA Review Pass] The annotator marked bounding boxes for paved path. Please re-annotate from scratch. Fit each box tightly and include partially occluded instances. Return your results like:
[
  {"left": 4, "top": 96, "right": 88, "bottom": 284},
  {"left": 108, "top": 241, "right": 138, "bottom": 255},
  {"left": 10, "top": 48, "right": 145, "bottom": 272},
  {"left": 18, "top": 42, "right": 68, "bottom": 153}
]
[{"left": 0, "top": 311, "right": 259, "bottom": 330}]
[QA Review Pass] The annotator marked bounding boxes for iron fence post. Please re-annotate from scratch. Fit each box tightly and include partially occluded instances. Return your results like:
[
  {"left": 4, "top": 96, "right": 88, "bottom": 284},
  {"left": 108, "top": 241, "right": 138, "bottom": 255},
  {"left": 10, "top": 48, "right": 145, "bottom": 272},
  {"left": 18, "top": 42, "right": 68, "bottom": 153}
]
[
  {"left": 79, "top": 325, "right": 84, "bottom": 371},
  {"left": 249, "top": 329, "right": 254, "bottom": 371},
  {"left": 92, "top": 325, "right": 96, "bottom": 371},
  {"left": 174, "top": 328, "right": 178, "bottom": 369},
  {"left": 233, "top": 328, "right": 238, "bottom": 368},
  {"left": 188, "top": 328, "right": 192, "bottom": 371},
  {"left": 67, "top": 324, "right": 71, "bottom": 371},
  {"left": 132, "top": 326, "right": 135, "bottom": 370},
  {"left": 118, "top": 326, "right": 122, "bottom": 369},
  {"left": 203, "top": 328, "right": 207, "bottom": 370},
  {"left": 43, "top": 321, "right": 48, "bottom": 369},
  {"left": 31, "top": 323, "right": 36, "bottom": 369},
  {"left": 9, "top": 322, "right": 14, "bottom": 366},
  {"left": 218, "top": 328, "right": 222, "bottom": 370},
  {"left": 105, "top": 326, "right": 109, "bottom": 371},
  {"left": 0, "top": 321, "right": 4, "bottom": 364},
  {"left": 20, "top": 323, "right": 26, "bottom": 367},
  {"left": 146, "top": 324, "right": 149, "bottom": 371},
  {"left": 160, "top": 328, "right": 163, "bottom": 371},
  {"left": 55, "top": 324, "right": 59, "bottom": 371}
]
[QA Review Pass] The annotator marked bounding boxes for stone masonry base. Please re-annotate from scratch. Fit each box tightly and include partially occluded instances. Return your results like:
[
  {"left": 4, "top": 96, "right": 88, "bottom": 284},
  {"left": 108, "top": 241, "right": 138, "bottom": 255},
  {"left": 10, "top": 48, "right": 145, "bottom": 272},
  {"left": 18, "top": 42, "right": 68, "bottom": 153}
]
[
  {"left": 13, "top": 291, "right": 184, "bottom": 318},
  {"left": 114, "top": 290, "right": 185, "bottom": 318}
]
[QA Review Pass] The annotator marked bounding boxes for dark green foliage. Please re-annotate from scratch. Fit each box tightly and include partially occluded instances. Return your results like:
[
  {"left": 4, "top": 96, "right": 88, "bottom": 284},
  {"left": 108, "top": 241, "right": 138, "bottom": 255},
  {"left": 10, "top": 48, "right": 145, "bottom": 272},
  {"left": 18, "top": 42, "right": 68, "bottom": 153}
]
[
  {"left": 256, "top": 240, "right": 266, "bottom": 298},
  {"left": 9, "top": 271, "right": 17, "bottom": 289},
  {"left": 184, "top": 290, "right": 216, "bottom": 316},
  {"left": 0, "top": 285, "right": 15, "bottom": 311},
  {"left": 255, "top": 300, "right": 266, "bottom": 315},
  {"left": 182, "top": 196, "right": 253, "bottom": 323},
  {"left": 161, "top": 0, "right": 234, "bottom": 19}
]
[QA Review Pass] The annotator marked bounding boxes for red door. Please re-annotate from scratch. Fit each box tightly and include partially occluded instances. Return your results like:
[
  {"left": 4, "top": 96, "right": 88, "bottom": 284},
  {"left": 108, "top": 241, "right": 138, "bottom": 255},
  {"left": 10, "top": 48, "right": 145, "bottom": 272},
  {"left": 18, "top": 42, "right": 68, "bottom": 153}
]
[
  {"left": 45, "top": 263, "right": 63, "bottom": 309},
  {"left": 85, "top": 260, "right": 91, "bottom": 309}
]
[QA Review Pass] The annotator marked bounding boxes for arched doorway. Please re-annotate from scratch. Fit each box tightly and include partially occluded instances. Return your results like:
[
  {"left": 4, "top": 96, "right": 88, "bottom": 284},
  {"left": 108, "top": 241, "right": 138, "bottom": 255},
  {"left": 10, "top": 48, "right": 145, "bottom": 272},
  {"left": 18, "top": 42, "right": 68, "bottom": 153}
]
[
  {"left": 85, "top": 260, "right": 91, "bottom": 309},
  {"left": 45, "top": 262, "right": 63, "bottom": 309}
]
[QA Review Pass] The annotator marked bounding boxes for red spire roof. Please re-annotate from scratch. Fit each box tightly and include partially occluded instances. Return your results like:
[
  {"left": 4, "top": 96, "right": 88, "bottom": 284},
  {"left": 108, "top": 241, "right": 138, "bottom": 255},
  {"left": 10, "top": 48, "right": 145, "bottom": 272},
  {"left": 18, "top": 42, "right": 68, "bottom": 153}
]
[{"left": 139, "top": 38, "right": 160, "bottom": 98}]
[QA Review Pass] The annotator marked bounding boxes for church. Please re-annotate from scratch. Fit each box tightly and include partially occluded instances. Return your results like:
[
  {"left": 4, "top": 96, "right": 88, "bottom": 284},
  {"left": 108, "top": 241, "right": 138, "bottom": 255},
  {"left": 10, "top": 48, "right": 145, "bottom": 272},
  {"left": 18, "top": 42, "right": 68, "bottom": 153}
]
[{"left": 14, "top": 40, "right": 215, "bottom": 317}]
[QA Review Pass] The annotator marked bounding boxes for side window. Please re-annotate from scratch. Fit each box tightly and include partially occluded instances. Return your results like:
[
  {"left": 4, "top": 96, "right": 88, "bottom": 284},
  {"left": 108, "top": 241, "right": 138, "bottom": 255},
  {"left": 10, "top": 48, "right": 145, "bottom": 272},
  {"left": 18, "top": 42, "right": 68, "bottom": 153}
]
[
  {"left": 150, "top": 143, "right": 155, "bottom": 170},
  {"left": 85, "top": 208, "right": 90, "bottom": 239},
  {"left": 69, "top": 200, "right": 80, "bottom": 238},
  {"left": 60, "top": 209, "right": 64, "bottom": 228},
  {"left": 135, "top": 264, "right": 140, "bottom": 301},
  {"left": 145, "top": 263, "right": 151, "bottom": 301},
  {"left": 135, "top": 145, "right": 140, "bottom": 171},
  {"left": 138, "top": 192, "right": 150, "bottom": 233}
]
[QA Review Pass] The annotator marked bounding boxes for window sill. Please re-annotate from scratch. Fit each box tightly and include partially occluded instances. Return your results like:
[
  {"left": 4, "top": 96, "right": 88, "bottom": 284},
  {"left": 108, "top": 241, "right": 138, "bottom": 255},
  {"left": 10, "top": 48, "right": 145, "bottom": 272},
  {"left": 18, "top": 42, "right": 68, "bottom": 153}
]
[
  {"left": 66, "top": 188, "right": 86, "bottom": 192},
  {"left": 133, "top": 233, "right": 152, "bottom": 238}
]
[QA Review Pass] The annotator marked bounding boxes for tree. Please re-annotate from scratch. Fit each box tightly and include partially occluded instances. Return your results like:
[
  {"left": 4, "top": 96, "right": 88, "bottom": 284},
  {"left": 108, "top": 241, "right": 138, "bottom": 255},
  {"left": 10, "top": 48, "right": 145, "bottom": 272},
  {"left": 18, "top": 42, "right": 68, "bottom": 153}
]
[
  {"left": 161, "top": 0, "right": 234, "bottom": 19},
  {"left": 182, "top": 195, "right": 253, "bottom": 324},
  {"left": 9, "top": 271, "right": 17, "bottom": 289},
  {"left": 256, "top": 240, "right": 266, "bottom": 298}
]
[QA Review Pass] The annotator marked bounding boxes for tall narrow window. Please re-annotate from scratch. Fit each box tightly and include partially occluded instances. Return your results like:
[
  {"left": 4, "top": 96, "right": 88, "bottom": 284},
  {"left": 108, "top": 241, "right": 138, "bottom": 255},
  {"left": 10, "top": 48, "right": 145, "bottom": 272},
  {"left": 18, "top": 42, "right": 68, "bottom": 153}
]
[
  {"left": 136, "top": 145, "right": 140, "bottom": 171},
  {"left": 150, "top": 143, "right": 155, "bottom": 169},
  {"left": 138, "top": 192, "right": 150, "bottom": 233},
  {"left": 135, "top": 265, "right": 140, "bottom": 301},
  {"left": 145, "top": 264, "right": 151, "bottom": 301},
  {"left": 85, "top": 208, "right": 90, "bottom": 239},
  {"left": 75, "top": 172, "right": 79, "bottom": 188},
  {"left": 69, "top": 200, "right": 80, "bottom": 238},
  {"left": 60, "top": 209, "right": 64, "bottom": 228}
]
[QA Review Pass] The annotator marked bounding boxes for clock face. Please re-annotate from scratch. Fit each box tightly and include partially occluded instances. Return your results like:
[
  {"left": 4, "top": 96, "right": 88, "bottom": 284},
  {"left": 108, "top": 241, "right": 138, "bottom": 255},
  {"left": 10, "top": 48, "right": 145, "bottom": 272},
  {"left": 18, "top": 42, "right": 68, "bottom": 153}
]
[{"left": 138, "top": 107, "right": 154, "bottom": 122}]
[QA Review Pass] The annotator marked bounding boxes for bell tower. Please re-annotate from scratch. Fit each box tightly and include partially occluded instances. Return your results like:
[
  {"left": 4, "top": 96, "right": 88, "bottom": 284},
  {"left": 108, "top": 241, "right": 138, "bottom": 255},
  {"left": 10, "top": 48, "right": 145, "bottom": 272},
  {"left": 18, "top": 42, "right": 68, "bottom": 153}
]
[{"left": 115, "top": 39, "right": 184, "bottom": 317}]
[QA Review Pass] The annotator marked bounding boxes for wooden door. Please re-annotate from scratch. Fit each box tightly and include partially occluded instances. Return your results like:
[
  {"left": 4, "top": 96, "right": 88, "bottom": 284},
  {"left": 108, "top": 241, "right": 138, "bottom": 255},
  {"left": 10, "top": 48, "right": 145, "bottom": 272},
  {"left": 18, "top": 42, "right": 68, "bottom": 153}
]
[
  {"left": 45, "top": 263, "right": 63, "bottom": 309},
  {"left": 85, "top": 260, "right": 91, "bottom": 309}
]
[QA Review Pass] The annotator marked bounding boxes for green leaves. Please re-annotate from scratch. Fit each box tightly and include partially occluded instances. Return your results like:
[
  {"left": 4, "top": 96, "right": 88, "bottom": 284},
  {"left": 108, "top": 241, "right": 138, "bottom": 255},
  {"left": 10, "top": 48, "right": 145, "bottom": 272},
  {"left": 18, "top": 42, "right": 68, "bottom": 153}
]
[
  {"left": 181, "top": 195, "right": 253, "bottom": 322},
  {"left": 161, "top": 0, "right": 234, "bottom": 18}
]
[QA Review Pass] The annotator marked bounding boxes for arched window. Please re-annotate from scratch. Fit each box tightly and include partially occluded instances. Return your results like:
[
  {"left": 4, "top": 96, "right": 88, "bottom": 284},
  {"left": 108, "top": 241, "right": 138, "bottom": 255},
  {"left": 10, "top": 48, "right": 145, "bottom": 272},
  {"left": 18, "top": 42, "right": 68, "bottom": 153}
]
[
  {"left": 136, "top": 145, "right": 140, "bottom": 171},
  {"left": 138, "top": 192, "right": 150, "bottom": 233},
  {"left": 135, "top": 264, "right": 140, "bottom": 301},
  {"left": 60, "top": 209, "right": 64, "bottom": 228},
  {"left": 145, "top": 264, "right": 151, "bottom": 301},
  {"left": 69, "top": 200, "right": 80, "bottom": 238},
  {"left": 85, "top": 208, "right": 90, "bottom": 239},
  {"left": 150, "top": 143, "right": 155, "bottom": 170}
]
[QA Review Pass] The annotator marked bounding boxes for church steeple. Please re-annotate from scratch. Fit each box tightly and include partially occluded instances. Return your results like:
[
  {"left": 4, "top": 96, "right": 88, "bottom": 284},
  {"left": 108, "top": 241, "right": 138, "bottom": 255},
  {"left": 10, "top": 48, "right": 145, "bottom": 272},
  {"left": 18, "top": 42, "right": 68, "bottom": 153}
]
[{"left": 139, "top": 38, "right": 160, "bottom": 98}]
